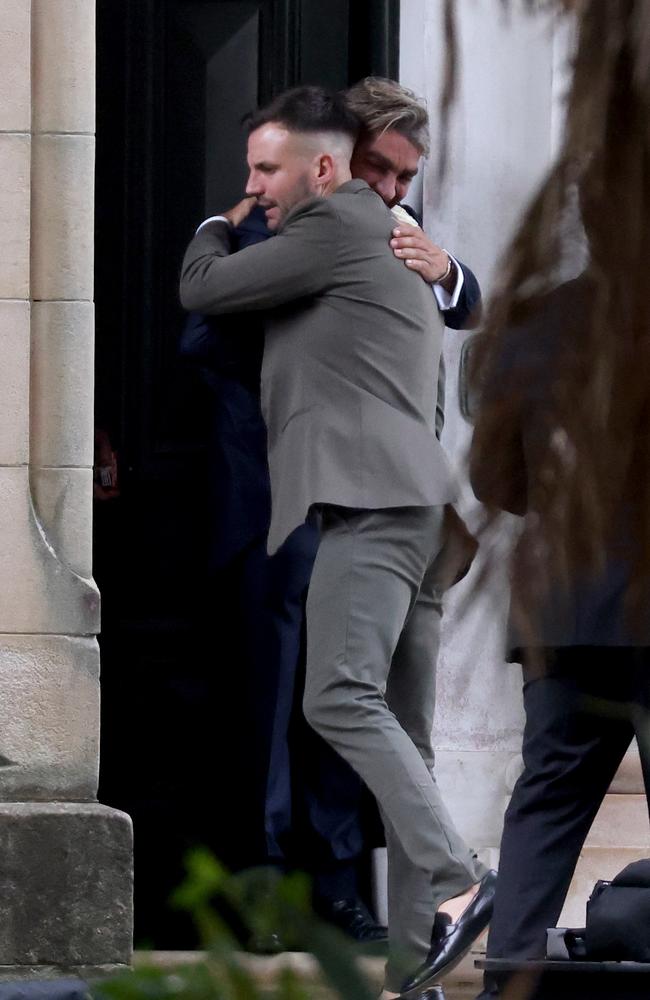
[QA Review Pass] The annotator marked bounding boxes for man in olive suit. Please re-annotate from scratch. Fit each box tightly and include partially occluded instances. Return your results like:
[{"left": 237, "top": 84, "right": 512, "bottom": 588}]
[{"left": 180, "top": 86, "right": 494, "bottom": 999}]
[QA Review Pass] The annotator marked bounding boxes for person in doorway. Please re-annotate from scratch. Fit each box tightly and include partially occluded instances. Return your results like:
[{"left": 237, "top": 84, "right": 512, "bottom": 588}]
[{"left": 181, "top": 209, "right": 383, "bottom": 947}]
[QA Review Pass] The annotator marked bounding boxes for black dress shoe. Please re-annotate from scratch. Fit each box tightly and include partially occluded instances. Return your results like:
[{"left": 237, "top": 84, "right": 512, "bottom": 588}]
[
  {"left": 316, "top": 897, "right": 388, "bottom": 943},
  {"left": 400, "top": 870, "right": 498, "bottom": 998}
]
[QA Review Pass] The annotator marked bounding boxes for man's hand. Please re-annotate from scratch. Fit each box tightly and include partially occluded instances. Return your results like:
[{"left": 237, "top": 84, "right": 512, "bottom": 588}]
[
  {"left": 390, "top": 222, "right": 455, "bottom": 290},
  {"left": 224, "top": 196, "right": 257, "bottom": 228}
]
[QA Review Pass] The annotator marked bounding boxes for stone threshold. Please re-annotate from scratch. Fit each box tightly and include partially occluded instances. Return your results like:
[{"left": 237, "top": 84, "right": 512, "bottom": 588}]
[
  {"left": 133, "top": 949, "right": 484, "bottom": 998},
  {"left": 0, "top": 966, "right": 128, "bottom": 983}
]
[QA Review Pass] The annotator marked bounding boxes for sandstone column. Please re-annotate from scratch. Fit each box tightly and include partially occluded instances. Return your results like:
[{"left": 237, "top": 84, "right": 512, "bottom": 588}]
[{"left": 0, "top": 0, "right": 132, "bottom": 976}]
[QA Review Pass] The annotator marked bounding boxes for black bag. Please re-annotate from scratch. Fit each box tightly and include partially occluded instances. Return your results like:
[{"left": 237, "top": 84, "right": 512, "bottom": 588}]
[{"left": 585, "top": 859, "right": 650, "bottom": 962}]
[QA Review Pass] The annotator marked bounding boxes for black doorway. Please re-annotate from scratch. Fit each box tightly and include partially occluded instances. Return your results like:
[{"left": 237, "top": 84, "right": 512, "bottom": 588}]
[{"left": 94, "top": 0, "right": 399, "bottom": 947}]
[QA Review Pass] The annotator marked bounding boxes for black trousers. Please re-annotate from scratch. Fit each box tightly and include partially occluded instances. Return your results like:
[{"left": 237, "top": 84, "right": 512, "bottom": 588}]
[
  {"left": 226, "top": 521, "right": 366, "bottom": 894},
  {"left": 482, "top": 647, "right": 650, "bottom": 993}
]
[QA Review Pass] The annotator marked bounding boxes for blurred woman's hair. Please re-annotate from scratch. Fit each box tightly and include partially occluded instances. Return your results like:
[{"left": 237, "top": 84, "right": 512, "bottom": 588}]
[{"left": 469, "top": 0, "right": 650, "bottom": 627}]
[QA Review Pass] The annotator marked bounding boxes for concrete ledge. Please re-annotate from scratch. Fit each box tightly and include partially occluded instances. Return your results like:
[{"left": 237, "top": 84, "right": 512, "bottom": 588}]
[
  {"left": 134, "top": 948, "right": 484, "bottom": 999},
  {"left": 0, "top": 967, "right": 128, "bottom": 984},
  {"left": 0, "top": 803, "right": 133, "bottom": 967},
  {"left": 587, "top": 794, "right": 650, "bottom": 849},
  {"left": 559, "top": 846, "right": 648, "bottom": 927},
  {"left": 610, "top": 746, "right": 646, "bottom": 794}
]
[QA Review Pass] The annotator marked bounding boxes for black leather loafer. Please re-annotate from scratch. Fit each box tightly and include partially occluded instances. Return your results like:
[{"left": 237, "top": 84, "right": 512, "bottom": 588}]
[{"left": 400, "top": 869, "right": 498, "bottom": 998}]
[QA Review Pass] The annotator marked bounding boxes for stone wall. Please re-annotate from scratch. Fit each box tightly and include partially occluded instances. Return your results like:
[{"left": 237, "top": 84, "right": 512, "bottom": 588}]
[{"left": 0, "top": 0, "right": 132, "bottom": 974}]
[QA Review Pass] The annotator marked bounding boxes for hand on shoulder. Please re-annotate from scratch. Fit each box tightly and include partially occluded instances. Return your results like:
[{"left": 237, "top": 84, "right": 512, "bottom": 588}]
[{"left": 390, "top": 219, "right": 453, "bottom": 285}]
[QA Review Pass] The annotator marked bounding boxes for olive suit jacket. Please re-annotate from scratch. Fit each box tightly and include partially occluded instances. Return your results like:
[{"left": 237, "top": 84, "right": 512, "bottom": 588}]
[{"left": 180, "top": 178, "right": 457, "bottom": 553}]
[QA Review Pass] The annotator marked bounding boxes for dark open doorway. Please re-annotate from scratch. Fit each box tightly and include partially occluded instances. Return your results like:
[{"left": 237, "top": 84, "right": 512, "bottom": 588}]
[{"left": 94, "top": 0, "right": 399, "bottom": 947}]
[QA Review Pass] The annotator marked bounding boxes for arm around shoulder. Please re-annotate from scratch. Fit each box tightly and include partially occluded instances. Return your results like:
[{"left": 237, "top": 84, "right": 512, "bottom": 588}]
[
  {"left": 180, "top": 198, "right": 339, "bottom": 316},
  {"left": 180, "top": 219, "right": 232, "bottom": 312}
]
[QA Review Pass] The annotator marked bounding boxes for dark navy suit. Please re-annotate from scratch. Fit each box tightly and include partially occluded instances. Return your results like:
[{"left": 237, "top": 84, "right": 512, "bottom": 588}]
[{"left": 181, "top": 204, "right": 482, "bottom": 893}]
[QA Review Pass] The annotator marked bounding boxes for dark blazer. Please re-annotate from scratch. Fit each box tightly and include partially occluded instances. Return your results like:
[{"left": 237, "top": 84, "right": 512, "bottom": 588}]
[
  {"left": 180, "top": 207, "right": 270, "bottom": 567},
  {"left": 181, "top": 204, "right": 482, "bottom": 563}
]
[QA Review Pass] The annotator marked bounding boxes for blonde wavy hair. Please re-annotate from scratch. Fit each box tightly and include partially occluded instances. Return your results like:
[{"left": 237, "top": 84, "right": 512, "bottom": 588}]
[{"left": 345, "top": 77, "right": 430, "bottom": 156}]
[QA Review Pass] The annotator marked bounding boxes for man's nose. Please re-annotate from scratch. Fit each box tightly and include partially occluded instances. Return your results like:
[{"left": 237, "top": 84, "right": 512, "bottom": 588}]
[{"left": 245, "top": 172, "right": 262, "bottom": 197}]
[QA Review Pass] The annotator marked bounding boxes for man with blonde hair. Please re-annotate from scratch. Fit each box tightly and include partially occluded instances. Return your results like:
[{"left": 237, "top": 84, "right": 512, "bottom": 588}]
[
  {"left": 345, "top": 78, "right": 492, "bottom": 1000},
  {"left": 346, "top": 76, "right": 480, "bottom": 334}
]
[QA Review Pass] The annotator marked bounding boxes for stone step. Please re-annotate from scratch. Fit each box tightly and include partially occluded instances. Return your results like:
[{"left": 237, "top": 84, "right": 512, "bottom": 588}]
[
  {"left": 134, "top": 950, "right": 483, "bottom": 998},
  {"left": 491, "top": 791, "right": 650, "bottom": 930},
  {"left": 496, "top": 791, "right": 650, "bottom": 852},
  {"left": 559, "top": 847, "right": 648, "bottom": 927},
  {"left": 586, "top": 793, "right": 650, "bottom": 848},
  {"left": 610, "top": 747, "right": 645, "bottom": 793}
]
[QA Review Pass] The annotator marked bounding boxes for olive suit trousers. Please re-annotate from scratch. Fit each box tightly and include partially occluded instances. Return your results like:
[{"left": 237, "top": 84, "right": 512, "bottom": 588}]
[{"left": 303, "top": 505, "right": 486, "bottom": 990}]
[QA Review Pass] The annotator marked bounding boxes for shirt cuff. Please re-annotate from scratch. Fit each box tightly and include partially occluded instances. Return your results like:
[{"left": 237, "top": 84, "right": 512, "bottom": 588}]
[
  {"left": 433, "top": 253, "right": 464, "bottom": 310},
  {"left": 195, "top": 215, "right": 231, "bottom": 234}
]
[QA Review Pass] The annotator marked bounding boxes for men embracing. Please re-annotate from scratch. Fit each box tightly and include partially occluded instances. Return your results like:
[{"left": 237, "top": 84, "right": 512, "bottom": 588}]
[{"left": 180, "top": 83, "right": 494, "bottom": 1000}]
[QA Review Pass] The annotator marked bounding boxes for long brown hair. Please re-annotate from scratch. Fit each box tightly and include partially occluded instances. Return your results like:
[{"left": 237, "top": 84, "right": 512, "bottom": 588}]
[{"left": 467, "top": 0, "right": 650, "bottom": 630}]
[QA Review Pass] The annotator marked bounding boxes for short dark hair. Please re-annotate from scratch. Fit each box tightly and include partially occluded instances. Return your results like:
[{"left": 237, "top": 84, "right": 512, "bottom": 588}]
[{"left": 247, "top": 86, "right": 360, "bottom": 143}]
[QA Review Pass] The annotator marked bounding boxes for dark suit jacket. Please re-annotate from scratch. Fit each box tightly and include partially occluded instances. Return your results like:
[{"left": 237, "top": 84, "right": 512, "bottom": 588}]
[{"left": 180, "top": 207, "right": 270, "bottom": 567}]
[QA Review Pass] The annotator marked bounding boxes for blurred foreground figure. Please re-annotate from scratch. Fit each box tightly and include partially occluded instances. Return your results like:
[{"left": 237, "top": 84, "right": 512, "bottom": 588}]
[
  {"left": 469, "top": 3, "right": 650, "bottom": 997},
  {"left": 470, "top": 275, "right": 650, "bottom": 999}
]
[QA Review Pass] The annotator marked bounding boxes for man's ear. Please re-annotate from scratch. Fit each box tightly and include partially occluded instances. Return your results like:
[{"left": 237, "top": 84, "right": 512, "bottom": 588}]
[{"left": 315, "top": 153, "right": 335, "bottom": 188}]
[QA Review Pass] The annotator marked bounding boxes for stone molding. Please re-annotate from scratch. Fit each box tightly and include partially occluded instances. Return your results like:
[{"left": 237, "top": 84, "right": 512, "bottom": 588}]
[{"left": 0, "top": 0, "right": 99, "bottom": 637}]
